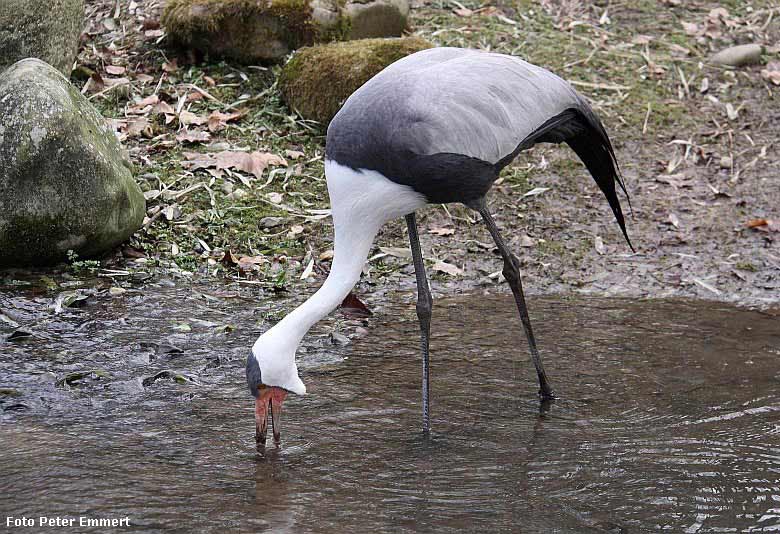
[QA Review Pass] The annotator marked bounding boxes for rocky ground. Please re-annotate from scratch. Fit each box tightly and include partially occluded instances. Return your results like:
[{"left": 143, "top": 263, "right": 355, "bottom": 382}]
[{"left": 3, "top": 0, "right": 778, "bottom": 311}]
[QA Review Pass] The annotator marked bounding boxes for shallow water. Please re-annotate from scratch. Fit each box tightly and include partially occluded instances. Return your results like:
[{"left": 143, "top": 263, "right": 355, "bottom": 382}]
[{"left": 1, "top": 281, "right": 779, "bottom": 533}]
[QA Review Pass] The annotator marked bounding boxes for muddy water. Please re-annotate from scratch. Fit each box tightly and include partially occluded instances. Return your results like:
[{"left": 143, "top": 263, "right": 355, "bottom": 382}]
[{"left": 1, "top": 281, "right": 779, "bottom": 533}]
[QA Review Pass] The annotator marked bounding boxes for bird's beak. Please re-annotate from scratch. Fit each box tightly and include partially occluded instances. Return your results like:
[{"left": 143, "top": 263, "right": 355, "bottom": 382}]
[{"left": 255, "top": 386, "right": 288, "bottom": 446}]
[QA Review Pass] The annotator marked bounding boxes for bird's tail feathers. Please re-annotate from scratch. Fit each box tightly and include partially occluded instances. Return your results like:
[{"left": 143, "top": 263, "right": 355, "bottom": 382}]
[
  {"left": 522, "top": 102, "right": 633, "bottom": 252},
  {"left": 565, "top": 104, "right": 634, "bottom": 251}
]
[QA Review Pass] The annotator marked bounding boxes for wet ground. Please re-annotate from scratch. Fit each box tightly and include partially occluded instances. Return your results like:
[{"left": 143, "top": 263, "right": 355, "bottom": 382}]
[{"left": 1, "top": 281, "right": 779, "bottom": 533}]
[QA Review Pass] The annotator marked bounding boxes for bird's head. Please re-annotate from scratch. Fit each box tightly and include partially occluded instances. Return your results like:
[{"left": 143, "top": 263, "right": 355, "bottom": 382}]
[{"left": 246, "top": 334, "right": 306, "bottom": 446}]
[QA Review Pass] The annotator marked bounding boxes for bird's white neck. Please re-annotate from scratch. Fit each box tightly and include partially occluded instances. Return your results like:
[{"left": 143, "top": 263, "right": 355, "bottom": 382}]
[
  {"left": 252, "top": 160, "right": 427, "bottom": 394},
  {"left": 271, "top": 220, "right": 379, "bottom": 345}
]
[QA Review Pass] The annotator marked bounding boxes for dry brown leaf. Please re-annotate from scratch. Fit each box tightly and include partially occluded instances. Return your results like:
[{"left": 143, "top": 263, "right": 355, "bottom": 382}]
[
  {"left": 378, "top": 246, "right": 411, "bottom": 259},
  {"left": 162, "top": 60, "right": 178, "bottom": 73},
  {"left": 128, "top": 94, "right": 159, "bottom": 114},
  {"left": 207, "top": 110, "right": 247, "bottom": 132},
  {"left": 153, "top": 101, "right": 175, "bottom": 115},
  {"left": 135, "top": 73, "right": 154, "bottom": 84},
  {"left": 105, "top": 65, "right": 126, "bottom": 75},
  {"left": 340, "top": 293, "right": 372, "bottom": 318},
  {"left": 761, "top": 62, "right": 780, "bottom": 86},
  {"left": 87, "top": 71, "right": 105, "bottom": 93},
  {"left": 179, "top": 110, "right": 207, "bottom": 126},
  {"left": 125, "top": 117, "right": 152, "bottom": 138},
  {"left": 176, "top": 129, "right": 211, "bottom": 144},
  {"left": 284, "top": 149, "right": 305, "bottom": 160},
  {"left": 102, "top": 77, "right": 130, "bottom": 92},
  {"left": 747, "top": 219, "right": 779, "bottom": 232},
  {"left": 183, "top": 151, "right": 287, "bottom": 180},
  {"left": 221, "top": 249, "right": 240, "bottom": 267},
  {"left": 429, "top": 227, "right": 455, "bottom": 236},
  {"left": 432, "top": 260, "right": 463, "bottom": 276},
  {"left": 237, "top": 255, "right": 266, "bottom": 271}
]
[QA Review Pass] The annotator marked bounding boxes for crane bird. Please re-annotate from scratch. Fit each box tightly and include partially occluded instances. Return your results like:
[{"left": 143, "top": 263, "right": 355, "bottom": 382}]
[{"left": 247, "top": 47, "right": 632, "bottom": 445}]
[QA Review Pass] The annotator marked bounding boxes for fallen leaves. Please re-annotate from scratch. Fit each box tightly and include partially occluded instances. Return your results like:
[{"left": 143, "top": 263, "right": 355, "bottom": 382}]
[
  {"left": 183, "top": 151, "right": 287, "bottom": 180},
  {"left": 179, "top": 110, "right": 207, "bottom": 126},
  {"left": 523, "top": 187, "right": 551, "bottom": 198},
  {"left": 176, "top": 129, "right": 211, "bottom": 144},
  {"left": 340, "top": 293, "right": 372, "bottom": 318},
  {"left": 377, "top": 246, "right": 412, "bottom": 260},
  {"left": 428, "top": 227, "right": 455, "bottom": 236},
  {"left": 125, "top": 117, "right": 152, "bottom": 138},
  {"left": 432, "top": 260, "right": 464, "bottom": 276},
  {"left": 761, "top": 61, "right": 780, "bottom": 86},
  {"left": 221, "top": 250, "right": 267, "bottom": 272},
  {"left": 105, "top": 65, "right": 126, "bottom": 75},
  {"left": 747, "top": 219, "right": 779, "bottom": 232},
  {"left": 207, "top": 110, "right": 247, "bottom": 132}
]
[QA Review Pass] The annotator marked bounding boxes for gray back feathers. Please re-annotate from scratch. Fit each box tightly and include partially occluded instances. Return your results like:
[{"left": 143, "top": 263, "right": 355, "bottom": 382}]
[{"left": 329, "top": 47, "right": 582, "bottom": 165}]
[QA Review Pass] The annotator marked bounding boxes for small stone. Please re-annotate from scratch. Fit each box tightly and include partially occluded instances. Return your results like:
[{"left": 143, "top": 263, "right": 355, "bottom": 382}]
[
  {"left": 709, "top": 44, "right": 763, "bottom": 67},
  {"left": 330, "top": 332, "right": 350, "bottom": 346},
  {"left": 719, "top": 156, "right": 733, "bottom": 169},
  {"left": 259, "top": 216, "right": 286, "bottom": 228}
]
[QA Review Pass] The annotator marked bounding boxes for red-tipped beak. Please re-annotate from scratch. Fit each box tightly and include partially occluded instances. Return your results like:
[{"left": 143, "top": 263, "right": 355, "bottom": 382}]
[{"left": 255, "top": 386, "right": 288, "bottom": 446}]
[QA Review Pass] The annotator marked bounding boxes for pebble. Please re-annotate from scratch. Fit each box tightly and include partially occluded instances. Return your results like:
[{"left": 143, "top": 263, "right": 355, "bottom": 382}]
[
  {"left": 710, "top": 44, "right": 763, "bottom": 67},
  {"left": 330, "top": 332, "right": 350, "bottom": 346}
]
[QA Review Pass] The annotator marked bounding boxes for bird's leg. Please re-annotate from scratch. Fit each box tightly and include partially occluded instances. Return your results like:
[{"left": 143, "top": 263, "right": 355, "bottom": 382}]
[
  {"left": 469, "top": 198, "right": 555, "bottom": 400},
  {"left": 406, "top": 212, "right": 433, "bottom": 433}
]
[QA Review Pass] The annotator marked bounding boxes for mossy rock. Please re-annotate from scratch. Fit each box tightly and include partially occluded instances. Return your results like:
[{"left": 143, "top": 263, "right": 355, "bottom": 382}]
[
  {"left": 162, "top": 0, "right": 345, "bottom": 64},
  {"left": 0, "top": 0, "right": 84, "bottom": 76},
  {"left": 344, "top": 0, "right": 409, "bottom": 40},
  {"left": 279, "top": 37, "right": 433, "bottom": 125},
  {"left": 0, "top": 59, "right": 145, "bottom": 267}
]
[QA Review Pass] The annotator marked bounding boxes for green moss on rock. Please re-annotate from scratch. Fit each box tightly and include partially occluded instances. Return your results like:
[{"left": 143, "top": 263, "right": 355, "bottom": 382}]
[
  {"left": 278, "top": 37, "right": 433, "bottom": 125},
  {"left": 0, "top": 59, "right": 145, "bottom": 267},
  {"left": 0, "top": 0, "right": 84, "bottom": 76}
]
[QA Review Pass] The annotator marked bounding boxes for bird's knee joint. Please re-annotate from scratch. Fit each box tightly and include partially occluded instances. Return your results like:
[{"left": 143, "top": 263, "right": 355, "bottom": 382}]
[
  {"left": 416, "top": 296, "right": 432, "bottom": 319},
  {"left": 502, "top": 261, "right": 520, "bottom": 282}
]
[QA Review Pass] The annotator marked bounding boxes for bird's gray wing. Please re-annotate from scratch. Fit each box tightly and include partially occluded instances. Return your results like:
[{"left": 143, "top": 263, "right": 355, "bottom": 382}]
[
  {"left": 327, "top": 47, "right": 632, "bottom": 248},
  {"left": 361, "top": 47, "right": 583, "bottom": 164}
]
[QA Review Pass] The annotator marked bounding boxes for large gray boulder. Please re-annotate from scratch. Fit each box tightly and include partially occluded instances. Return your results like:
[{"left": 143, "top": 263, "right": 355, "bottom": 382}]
[
  {"left": 0, "top": 59, "right": 145, "bottom": 267},
  {"left": 0, "top": 0, "right": 84, "bottom": 76},
  {"left": 162, "top": 0, "right": 409, "bottom": 64}
]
